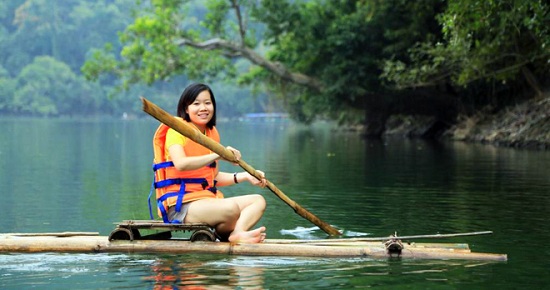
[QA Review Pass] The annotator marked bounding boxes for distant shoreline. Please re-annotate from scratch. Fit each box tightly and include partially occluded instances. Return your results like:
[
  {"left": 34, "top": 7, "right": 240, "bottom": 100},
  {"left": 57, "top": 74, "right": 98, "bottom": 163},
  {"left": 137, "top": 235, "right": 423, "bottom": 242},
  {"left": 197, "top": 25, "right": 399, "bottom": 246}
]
[{"left": 383, "top": 94, "right": 550, "bottom": 150}]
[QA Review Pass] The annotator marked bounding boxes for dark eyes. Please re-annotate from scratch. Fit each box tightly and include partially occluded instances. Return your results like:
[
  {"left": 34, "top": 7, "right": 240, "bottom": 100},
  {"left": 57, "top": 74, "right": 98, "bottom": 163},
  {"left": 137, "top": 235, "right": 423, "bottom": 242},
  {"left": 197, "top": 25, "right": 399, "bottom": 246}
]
[{"left": 192, "top": 102, "right": 212, "bottom": 106}]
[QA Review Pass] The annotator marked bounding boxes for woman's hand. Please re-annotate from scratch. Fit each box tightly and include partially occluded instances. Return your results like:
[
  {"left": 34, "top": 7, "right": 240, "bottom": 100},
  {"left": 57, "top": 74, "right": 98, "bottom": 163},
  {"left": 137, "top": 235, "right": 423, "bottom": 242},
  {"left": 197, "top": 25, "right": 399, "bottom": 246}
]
[
  {"left": 246, "top": 170, "right": 267, "bottom": 188},
  {"left": 225, "top": 146, "right": 241, "bottom": 164},
  {"left": 224, "top": 146, "right": 267, "bottom": 188}
]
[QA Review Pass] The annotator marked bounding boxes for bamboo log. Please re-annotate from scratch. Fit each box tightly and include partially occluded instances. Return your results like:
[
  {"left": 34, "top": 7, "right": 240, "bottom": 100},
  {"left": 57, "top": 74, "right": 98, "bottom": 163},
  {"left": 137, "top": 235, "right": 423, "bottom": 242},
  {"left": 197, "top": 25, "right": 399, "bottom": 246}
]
[
  {"left": 405, "top": 242, "right": 470, "bottom": 250},
  {"left": 0, "top": 234, "right": 507, "bottom": 261},
  {"left": 0, "top": 232, "right": 99, "bottom": 237},
  {"left": 265, "top": 241, "right": 471, "bottom": 251},
  {"left": 266, "top": 231, "right": 493, "bottom": 243},
  {"left": 141, "top": 97, "right": 341, "bottom": 236}
]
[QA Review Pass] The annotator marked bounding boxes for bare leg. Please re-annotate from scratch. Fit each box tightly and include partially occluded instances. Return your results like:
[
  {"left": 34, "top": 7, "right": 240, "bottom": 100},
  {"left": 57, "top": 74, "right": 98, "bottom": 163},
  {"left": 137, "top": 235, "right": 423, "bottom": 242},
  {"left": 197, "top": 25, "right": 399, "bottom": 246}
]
[
  {"left": 184, "top": 194, "right": 266, "bottom": 243},
  {"left": 226, "top": 195, "right": 266, "bottom": 243}
]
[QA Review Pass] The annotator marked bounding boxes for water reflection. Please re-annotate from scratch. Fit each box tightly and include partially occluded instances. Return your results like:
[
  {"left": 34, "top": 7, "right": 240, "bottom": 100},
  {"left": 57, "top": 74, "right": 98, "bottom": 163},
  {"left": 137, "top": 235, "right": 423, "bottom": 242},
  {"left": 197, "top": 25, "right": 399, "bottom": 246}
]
[
  {"left": 144, "top": 257, "right": 264, "bottom": 289},
  {"left": 0, "top": 252, "right": 507, "bottom": 289}
]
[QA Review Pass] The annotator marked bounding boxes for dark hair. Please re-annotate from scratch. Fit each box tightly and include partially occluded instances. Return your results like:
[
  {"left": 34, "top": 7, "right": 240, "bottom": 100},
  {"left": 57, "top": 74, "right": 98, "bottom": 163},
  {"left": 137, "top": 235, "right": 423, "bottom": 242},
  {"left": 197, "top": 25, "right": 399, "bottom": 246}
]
[{"left": 176, "top": 83, "right": 217, "bottom": 128}]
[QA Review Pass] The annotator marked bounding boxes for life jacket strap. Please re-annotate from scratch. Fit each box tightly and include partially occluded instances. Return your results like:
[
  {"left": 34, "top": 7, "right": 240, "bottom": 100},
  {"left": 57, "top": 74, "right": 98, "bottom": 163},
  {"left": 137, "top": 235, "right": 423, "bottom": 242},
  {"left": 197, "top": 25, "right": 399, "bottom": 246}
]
[
  {"left": 153, "top": 161, "right": 174, "bottom": 171},
  {"left": 150, "top": 161, "right": 217, "bottom": 223},
  {"left": 154, "top": 178, "right": 207, "bottom": 189},
  {"left": 149, "top": 180, "right": 217, "bottom": 223},
  {"left": 157, "top": 192, "right": 184, "bottom": 223},
  {"left": 208, "top": 180, "right": 218, "bottom": 193},
  {"left": 148, "top": 174, "right": 156, "bottom": 220}
]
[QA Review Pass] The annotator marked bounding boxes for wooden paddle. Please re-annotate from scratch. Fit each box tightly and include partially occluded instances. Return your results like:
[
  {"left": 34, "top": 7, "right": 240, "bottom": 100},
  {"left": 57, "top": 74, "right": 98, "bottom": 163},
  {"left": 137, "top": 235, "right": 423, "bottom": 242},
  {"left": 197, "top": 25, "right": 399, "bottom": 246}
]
[{"left": 141, "top": 97, "right": 341, "bottom": 236}]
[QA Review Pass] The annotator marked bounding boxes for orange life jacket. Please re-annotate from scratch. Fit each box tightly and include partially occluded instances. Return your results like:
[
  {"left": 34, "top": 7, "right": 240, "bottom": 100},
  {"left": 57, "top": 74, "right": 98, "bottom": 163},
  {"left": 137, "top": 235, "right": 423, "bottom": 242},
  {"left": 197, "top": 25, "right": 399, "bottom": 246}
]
[{"left": 149, "top": 120, "right": 223, "bottom": 223}]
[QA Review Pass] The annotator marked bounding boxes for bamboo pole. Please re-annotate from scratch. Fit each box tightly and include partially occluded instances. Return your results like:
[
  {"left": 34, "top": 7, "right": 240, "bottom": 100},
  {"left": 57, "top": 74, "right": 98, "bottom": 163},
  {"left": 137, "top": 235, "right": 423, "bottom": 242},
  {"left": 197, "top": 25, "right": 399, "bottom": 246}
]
[
  {"left": 265, "top": 231, "right": 494, "bottom": 243},
  {"left": 141, "top": 97, "right": 341, "bottom": 236},
  {"left": 0, "top": 232, "right": 100, "bottom": 237},
  {"left": 0, "top": 234, "right": 508, "bottom": 261},
  {"left": 266, "top": 241, "right": 472, "bottom": 251}
]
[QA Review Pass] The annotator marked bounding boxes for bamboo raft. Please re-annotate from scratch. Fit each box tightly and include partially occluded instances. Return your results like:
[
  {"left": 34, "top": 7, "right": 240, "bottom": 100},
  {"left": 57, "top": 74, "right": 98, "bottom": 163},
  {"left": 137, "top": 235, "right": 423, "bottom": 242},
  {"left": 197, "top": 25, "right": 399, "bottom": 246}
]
[
  {"left": 0, "top": 228, "right": 507, "bottom": 261},
  {"left": 0, "top": 98, "right": 509, "bottom": 261},
  {"left": 131, "top": 98, "right": 506, "bottom": 261}
]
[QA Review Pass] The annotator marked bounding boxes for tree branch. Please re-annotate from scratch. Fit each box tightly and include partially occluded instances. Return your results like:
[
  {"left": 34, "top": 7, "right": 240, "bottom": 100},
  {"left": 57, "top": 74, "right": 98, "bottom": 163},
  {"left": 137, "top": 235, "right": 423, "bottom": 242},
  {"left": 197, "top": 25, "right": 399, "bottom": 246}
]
[
  {"left": 230, "top": 0, "right": 246, "bottom": 47},
  {"left": 174, "top": 37, "right": 324, "bottom": 92}
]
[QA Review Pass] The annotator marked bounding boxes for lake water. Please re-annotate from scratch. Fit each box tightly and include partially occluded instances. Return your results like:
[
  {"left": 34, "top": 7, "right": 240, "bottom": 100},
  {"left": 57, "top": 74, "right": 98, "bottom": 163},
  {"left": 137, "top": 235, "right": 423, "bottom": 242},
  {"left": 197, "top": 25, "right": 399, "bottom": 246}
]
[{"left": 0, "top": 118, "right": 548, "bottom": 289}]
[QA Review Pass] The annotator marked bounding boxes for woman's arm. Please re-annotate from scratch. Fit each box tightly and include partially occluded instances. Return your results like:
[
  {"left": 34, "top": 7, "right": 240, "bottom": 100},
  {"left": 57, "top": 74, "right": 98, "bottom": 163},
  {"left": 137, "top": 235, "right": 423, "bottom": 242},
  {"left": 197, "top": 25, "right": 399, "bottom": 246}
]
[
  {"left": 216, "top": 171, "right": 267, "bottom": 188},
  {"left": 168, "top": 144, "right": 220, "bottom": 171}
]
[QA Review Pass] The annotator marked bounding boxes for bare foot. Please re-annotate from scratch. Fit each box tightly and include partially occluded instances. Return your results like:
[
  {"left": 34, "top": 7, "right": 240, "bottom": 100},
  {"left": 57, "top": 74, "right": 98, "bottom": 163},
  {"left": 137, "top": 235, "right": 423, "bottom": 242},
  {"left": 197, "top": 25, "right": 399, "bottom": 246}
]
[{"left": 228, "top": 226, "right": 266, "bottom": 244}]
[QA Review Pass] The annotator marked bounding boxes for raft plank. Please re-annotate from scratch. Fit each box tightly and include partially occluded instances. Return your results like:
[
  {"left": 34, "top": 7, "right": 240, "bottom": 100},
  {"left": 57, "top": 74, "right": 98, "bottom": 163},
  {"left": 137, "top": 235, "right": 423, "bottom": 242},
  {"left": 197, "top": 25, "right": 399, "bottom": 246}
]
[
  {"left": 116, "top": 220, "right": 211, "bottom": 230},
  {"left": 0, "top": 234, "right": 507, "bottom": 261},
  {"left": 0, "top": 232, "right": 99, "bottom": 237}
]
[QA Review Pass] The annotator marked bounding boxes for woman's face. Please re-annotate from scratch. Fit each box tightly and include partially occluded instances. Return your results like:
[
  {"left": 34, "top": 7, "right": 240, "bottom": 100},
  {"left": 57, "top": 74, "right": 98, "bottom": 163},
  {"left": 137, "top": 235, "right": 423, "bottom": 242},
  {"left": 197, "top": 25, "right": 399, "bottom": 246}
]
[{"left": 186, "top": 90, "right": 214, "bottom": 130}]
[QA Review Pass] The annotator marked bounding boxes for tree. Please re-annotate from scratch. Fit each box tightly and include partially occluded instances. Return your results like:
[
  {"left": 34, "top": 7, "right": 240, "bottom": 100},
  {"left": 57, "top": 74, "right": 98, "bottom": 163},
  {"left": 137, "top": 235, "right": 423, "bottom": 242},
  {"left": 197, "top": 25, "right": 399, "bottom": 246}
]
[
  {"left": 13, "top": 56, "right": 94, "bottom": 116},
  {"left": 9, "top": 0, "right": 134, "bottom": 74},
  {"left": 0, "top": 65, "right": 16, "bottom": 113},
  {"left": 0, "top": 0, "right": 147, "bottom": 117},
  {"left": 83, "top": 0, "right": 445, "bottom": 134},
  {"left": 382, "top": 0, "right": 550, "bottom": 98},
  {"left": 250, "top": 0, "right": 447, "bottom": 129},
  {"left": 12, "top": 0, "right": 78, "bottom": 65}
]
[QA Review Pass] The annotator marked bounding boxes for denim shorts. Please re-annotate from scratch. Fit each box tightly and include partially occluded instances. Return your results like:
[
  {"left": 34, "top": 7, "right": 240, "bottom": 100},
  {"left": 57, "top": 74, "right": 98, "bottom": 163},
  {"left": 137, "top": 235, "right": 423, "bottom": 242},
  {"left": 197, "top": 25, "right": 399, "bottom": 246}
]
[{"left": 167, "top": 202, "right": 191, "bottom": 223}]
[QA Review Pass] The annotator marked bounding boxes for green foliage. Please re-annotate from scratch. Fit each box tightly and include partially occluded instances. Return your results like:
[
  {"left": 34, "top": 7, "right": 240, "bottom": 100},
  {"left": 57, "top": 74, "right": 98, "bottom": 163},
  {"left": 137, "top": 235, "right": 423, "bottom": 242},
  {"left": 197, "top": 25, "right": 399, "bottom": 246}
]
[
  {"left": 2, "top": 0, "right": 547, "bottom": 126},
  {"left": 82, "top": 0, "right": 452, "bottom": 124},
  {"left": 248, "top": 0, "right": 443, "bottom": 124},
  {"left": 203, "top": 0, "right": 231, "bottom": 36},
  {"left": 0, "top": 0, "right": 141, "bottom": 117},
  {"left": 87, "top": 0, "right": 235, "bottom": 87},
  {"left": 243, "top": 0, "right": 376, "bottom": 123},
  {"left": 81, "top": 45, "right": 119, "bottom": 84},
  {"left": 12, "top": 56, "right": 97, "bottom": 116},
  {"left": 0, "top": 66, "right": 16, "bottom": 111},
  {"left": 81, "top": 0, "right": 271, "bottom": 118},
  {"left": 1, "top": 0, "right": 258, "bottom": 118},
  {"left": 383, "top": 0, "right": 550, "bottom": 93}
]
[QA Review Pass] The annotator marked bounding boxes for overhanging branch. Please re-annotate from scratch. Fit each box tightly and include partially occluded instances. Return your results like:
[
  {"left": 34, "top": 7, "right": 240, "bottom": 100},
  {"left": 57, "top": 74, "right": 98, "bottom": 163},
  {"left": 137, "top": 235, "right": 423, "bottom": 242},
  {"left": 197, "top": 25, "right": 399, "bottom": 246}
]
[{"left": 174, "top": 37, "right": 324, "bottom": 92}]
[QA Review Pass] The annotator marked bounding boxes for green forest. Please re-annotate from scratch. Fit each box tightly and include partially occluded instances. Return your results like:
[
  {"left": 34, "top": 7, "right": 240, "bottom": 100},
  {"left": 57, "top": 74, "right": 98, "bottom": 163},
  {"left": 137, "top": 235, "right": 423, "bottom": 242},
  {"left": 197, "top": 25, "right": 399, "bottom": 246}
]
[{"left": 1, "top": 0, "right": 548, "bottom": 137}]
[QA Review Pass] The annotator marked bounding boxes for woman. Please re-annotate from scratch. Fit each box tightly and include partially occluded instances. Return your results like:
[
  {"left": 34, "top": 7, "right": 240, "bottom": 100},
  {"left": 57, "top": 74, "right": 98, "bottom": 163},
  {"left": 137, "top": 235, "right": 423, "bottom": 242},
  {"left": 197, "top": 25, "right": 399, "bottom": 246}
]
[{"left": 152, "top": 83, "right": 267, "bottom": 244}]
